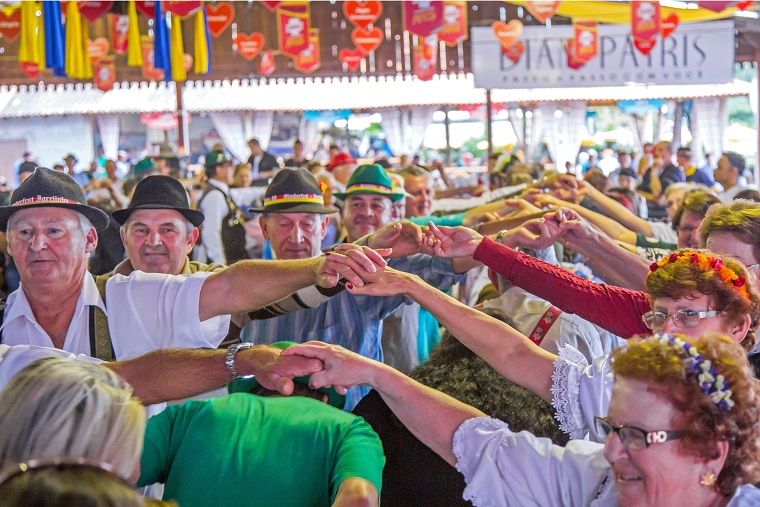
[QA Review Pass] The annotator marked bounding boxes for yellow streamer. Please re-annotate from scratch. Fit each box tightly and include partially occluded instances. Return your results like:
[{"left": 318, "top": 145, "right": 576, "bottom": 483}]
[
  {"left": 36, "top": 3, "right": 46, "bottom": 69},
  {"left": 127, "top": 0, "right": 143, "bottom": 66},
  {"left": 170, "top": 14, "right": 187, "bottom": 81},
  {"left": 18, "top": 1, "right": 39, "bottom": 64},
  {"left": 194, "top": 8, "right": 209, "bottom": 74}
]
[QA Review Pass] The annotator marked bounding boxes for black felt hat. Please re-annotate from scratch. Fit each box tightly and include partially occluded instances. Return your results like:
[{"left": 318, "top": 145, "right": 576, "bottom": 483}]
[
  {"left": 0, "top": 167, "right": 109, "bottom": 232},
  {"left": 248, "top": 168, "right": 337, "bottom": 214},
  {"left": 112, "top": 175, "right": 204, "bottom": 226}
]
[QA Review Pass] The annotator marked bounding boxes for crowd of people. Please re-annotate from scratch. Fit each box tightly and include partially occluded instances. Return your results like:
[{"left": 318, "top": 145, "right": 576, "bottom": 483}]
[{"left": 1, "top": 136, "right": 760, "bottom": 506}]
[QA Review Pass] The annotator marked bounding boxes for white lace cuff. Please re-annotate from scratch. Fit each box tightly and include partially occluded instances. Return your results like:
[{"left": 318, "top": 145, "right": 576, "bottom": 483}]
[
  {"left": 551, "top": 345, "right": 590, "bottom": 440},
  {"left": 453, "top": 417, "right": 510, "bottom": 507}
]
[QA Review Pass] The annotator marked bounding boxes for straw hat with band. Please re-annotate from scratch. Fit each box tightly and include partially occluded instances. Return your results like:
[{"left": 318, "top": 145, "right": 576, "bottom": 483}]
[
  {"left": 248, "top": 168, "right": 337, "bottom": 214},
  {"left": 112, "top": 175, "right": 204, "bottom": 226},
  {"left": 333, "top": 164, "right": 405, "bottom": 203},
  {"left": 227, "top": 341, "right": 346, "bottom": 410},
  {"left": 0, "top": 167, "right": 109, "bottom": 232}
]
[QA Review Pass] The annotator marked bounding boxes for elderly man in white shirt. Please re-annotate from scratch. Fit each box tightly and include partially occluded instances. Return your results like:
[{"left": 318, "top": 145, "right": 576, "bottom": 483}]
[{"left": 0, "top": 167, "right": 374, "bottom": 363}]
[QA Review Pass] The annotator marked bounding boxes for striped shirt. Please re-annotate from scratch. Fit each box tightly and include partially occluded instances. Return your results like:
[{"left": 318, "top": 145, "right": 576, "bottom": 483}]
[{"left": 240, "top": 254, "right": 461, "bottom": 409}]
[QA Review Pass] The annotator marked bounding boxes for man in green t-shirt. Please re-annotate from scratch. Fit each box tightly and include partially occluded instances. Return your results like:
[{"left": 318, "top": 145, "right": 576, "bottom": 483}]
[{"left": 137, "top": 342, "right": 384, "bottom": 507}]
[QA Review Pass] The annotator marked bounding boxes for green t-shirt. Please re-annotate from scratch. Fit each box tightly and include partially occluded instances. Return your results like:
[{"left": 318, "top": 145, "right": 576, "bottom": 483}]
[
  {"left": 138, "top": 395, "right": 385, "bottom": 507},
  {"left": 408, "top": 212, "right": 467, "bottom": 227}
]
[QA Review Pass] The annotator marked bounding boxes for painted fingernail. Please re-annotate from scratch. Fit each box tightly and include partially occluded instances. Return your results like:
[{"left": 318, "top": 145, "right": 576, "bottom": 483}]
[{"left": 346, "top": 282, "right": 354, "bottom": 289}]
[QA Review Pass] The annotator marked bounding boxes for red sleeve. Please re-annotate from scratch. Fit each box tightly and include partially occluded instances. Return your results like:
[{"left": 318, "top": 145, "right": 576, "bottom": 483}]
[{"left": 473, "top": 237, "right": 652, "bottom": 338}]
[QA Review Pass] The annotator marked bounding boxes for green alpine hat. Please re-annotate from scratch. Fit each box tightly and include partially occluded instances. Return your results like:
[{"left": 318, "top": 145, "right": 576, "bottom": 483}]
[
  {"left": 227, "top": 341, "right": 346, "bottom": 410},
  {"left": 333, "top": 164, "right": 405, "bottom": 203},
  {"left": 205, "top": 150, "right": 229, "bottom": 168}
]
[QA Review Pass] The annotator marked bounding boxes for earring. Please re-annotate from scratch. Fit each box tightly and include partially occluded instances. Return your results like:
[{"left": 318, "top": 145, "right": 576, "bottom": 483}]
[{"left": 700, "top": 472, "right": 716, "bottom": 488}]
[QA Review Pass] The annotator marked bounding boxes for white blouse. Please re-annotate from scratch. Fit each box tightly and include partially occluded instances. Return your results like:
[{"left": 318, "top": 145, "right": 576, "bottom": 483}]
[{"left": 453, "top": 416, "right": 760, "bottom": 507}]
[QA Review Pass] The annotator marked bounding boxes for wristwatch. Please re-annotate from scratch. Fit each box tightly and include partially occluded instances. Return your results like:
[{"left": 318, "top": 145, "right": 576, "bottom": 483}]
[
  {"left": 495, "top": 229, "right": 508, "bottom": 244},
  {"left": 226, "top": 342, "right": 254, "bottom": 379}
]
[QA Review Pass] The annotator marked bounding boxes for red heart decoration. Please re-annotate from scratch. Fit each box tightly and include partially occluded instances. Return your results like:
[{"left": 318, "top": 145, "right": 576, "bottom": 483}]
[
  {"left": 260, "top": 1, "right": 282, "bottom": 12},
  {"left": 20, "top": 62, "right": 40, "bottom": 80},
  {"left": 633, "top": 37, "right": 657, "bottom": 56},
  {"left": 135, "top": 1, "right": 156, "bottom": 18},
  {"left": 164, "top": 1, "right": 201, "bottom": 18},
  {"left": 660, "top": 12, "right": 679, "bottom": 39},
  {"left": 492, "top": 20, "right": 523, "bottom": 50},
  {"left": 206, "top": 2, "right": 235, "bottom": 38},
  {"left": 524, "top": 1, "right": 560, "bottom": 24},
  {"left": 736, "top": 0, "right": 754, "bottom": 9},
  {"left": 502, "top": 41, "right": 525, "bottom": 64},
  {"left": 343, "top": 1, "right": 382, "bottom": 29},
  {"left": 235, "top": 33, "right": 265, "bottom": 61},
  {"left": 351, "top": 27, "right": 383, "bottom": 54},
  {"left": 340, "top": 48, "right": 364, "bottom": 71},
  {"left": 0, "top": 8, "right": 21, "bottom": 42},
  {"left": 88, "top": 37, "right": 110, "bottom": 62},
  {"left": 78, "top": 1, "right": 113, "bottom": 23}
]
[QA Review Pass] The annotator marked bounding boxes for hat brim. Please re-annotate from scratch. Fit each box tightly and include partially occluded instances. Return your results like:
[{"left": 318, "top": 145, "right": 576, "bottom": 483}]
[
  {"left": 228, "top": 375, "right": 346, "bottom": 410},
  {"left": 0, "top": 202, "right": 109, "bottom": 232},
  {"left": 334, "top": 189, "right": 404, "bottom": 203},
  {"left": 112, "top": 205, "right": 205, "bottom": 226},
  {"left": 248, "top": 203, "right": 338, "bottom": 214}
]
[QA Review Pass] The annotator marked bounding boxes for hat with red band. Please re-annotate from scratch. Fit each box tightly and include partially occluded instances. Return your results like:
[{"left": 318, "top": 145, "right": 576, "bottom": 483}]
[
  {"left": 248, "top": 168, "right": 337, "bottom": 214},
  {"left": 333, "top": 164, "right": 405, "bottom": 203},
  {"left": 0, "top": 167, "right": 109, "bottom": 232}
]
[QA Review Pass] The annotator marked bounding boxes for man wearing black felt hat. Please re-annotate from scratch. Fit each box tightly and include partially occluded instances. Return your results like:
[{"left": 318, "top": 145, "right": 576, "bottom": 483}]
[{"left": 0, "top": 167, "right": 374, "bottom": 366}]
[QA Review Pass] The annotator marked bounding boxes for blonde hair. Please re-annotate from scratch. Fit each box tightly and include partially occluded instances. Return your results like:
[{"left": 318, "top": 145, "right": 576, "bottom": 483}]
[{"left": 0, "top": 358, "right": 145, "bottom": 480}]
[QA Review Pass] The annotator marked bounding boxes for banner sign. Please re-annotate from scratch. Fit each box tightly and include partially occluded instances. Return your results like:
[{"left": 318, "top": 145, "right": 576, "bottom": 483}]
[
  {"left": 470, "top": 20, "right": 734, "bottom": 89},
  {"left": 438, "top": 1, "right": 467, "bottom": 46},
  {"left": 574, "top": 20, "right": 597, "bottom": 63},
  {"left": 403, "top": 0, "right": 443, "bottom": 38},
  {"left": 414, "top": 34, "right": 438, "bottom": 81},
  {"left": 108, "top": 14, "right": 129, "bottom": 54},
  {"left": 294, "top": 29, "right": 320, "bottom": 73},
  {"left": 631, "top": 0, "right": 660, "bottom": 55},
  {"left": 277, "top": 2, "right": 310, "bottom": 58},
  {"left": 94, "top": 55, "right": 116, "bottom": 91},
  {"left": 141, "top": 35, "right": 164, "bottom": 81}
]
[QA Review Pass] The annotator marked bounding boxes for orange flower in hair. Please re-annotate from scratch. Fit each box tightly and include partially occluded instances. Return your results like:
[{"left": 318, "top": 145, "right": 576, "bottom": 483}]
[{"left": 648, "top": 250, "right": 750, "bottom": 301}]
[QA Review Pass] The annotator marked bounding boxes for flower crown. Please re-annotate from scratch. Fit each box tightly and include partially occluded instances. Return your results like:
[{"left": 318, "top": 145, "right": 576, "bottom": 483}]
[
  {"left": 649, "top": 251, "right": 750, "bottom": 301},
  {"left": 656, "top": 334, "right": 734, "bottom": 412}
]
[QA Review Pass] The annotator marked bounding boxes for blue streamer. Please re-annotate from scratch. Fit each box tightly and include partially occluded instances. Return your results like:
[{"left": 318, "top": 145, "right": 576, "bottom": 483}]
[
  {"left": 43, "top": 1, "right": 66, "bottom": 77},
  {"left": 203, "top": 7, "right": 212, "bottom": 74},
  {"left": 153, "top": 0, "right": 172, "bottom": 81}
]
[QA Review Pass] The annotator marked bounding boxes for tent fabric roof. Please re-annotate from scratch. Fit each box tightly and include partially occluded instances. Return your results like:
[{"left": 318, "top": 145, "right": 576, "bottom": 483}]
[{"left": 0, "top": 74, "right": 751, "bottom": 118}]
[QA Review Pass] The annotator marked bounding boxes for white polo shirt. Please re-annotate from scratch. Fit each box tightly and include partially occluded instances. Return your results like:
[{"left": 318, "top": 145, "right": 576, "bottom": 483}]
[{"left": 0, "top": 270, "right": 229, "bottom": 360}]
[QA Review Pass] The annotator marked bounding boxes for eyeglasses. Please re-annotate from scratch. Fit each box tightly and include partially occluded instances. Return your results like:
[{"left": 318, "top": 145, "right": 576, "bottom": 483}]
[
  {"left": 595, "top": 416, "right": 683, "bottom": 451},
  {"left": 641, "top": 309, "right": 719, "bottom": 330}
]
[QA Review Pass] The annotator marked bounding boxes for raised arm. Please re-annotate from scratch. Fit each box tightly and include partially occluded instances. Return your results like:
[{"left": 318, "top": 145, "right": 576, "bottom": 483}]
[
  {"left": 426, "top": 223, "right": 652, "bottom": 338},
  {"left": 579, "top": 181, "right": 655, "bottom": 236},
  {"left": 282, "top": 341, "right": 486, "bottom": 466}
]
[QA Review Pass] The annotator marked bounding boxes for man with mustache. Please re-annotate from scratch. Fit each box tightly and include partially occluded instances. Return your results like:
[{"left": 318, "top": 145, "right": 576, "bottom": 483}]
[{"left": 242, "top": 165, "right": 469, "bottom": 409}]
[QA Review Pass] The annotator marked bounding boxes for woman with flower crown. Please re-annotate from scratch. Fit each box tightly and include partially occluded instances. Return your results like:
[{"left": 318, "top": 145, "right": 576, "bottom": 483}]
[{"left": 284, "top": 333, "right": 760, "bottom": 506}]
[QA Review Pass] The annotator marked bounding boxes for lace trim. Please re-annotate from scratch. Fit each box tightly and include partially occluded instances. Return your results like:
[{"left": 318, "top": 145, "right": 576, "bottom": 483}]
[
  {"left": 551, "top": 345, "right": 591, "bottom": 440},
  {"left": 452, "top": 417, "right": 510, "bottom": 507}
]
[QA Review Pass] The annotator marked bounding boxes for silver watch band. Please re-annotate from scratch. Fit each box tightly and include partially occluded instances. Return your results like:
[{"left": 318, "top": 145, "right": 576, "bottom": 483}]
[{"left": 226, "top": 342, "right": 254, "bottom": 379}]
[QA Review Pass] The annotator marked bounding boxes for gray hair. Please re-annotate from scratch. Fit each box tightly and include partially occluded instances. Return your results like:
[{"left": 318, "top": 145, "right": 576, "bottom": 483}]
[{"left": 0, "top": 358, "right": 145, "bottom": 480}]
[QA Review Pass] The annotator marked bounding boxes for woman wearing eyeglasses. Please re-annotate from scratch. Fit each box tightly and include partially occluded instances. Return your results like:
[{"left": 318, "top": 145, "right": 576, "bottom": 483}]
[{"left": 284, "top": 334, "right": 760, "bottom": 506}]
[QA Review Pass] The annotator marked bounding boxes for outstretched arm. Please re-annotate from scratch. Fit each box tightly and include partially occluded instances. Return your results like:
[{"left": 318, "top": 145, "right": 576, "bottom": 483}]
[
  {"left": 199, "top": 248, "right": 386, "bottom": 320},
  {"left": 345, "top": 267, "right": 557, "bottom": 402},
  {"left": 283, "top": 342, "right": 485, "bottom": 465},
  {"left": 106, "top": 345, "right": 323, "bottom": 405}
]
